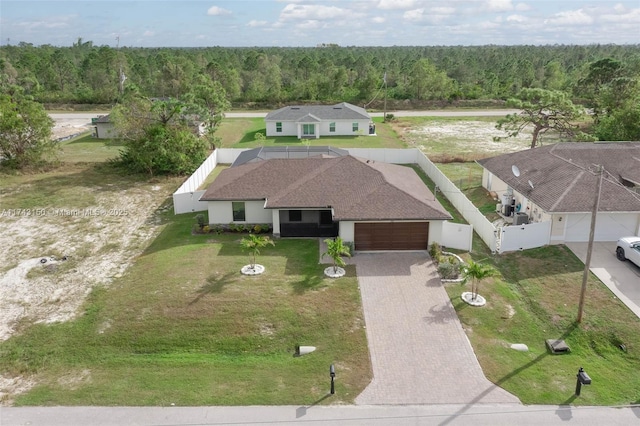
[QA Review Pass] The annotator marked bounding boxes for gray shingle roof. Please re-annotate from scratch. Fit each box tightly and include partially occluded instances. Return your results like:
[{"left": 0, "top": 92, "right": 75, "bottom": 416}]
[
  {"left": 477, "top": 142, "right": 640, "bottom": 213},
  {"left": 264, "top": 102, "right": 370, "bottom": 122},
  {"left": 201, "top": 155, "right": 451, "bottom": 221}
]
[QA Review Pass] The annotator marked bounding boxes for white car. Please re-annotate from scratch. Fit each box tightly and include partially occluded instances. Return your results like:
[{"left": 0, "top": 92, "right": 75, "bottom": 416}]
[{"left": 616, "top": 236, "right": 640, "bottom": 267}]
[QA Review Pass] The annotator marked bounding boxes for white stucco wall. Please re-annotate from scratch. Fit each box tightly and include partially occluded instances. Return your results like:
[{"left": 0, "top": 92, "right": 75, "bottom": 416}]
[
  {"left": 265, "top": 119, "right": 370, "bottom": 138},
  {"left": 339, "top": 221, "right": 355, "bottom": 243},
  {"left": 207, "top": 200, "right": 272, "bottom": 225}
]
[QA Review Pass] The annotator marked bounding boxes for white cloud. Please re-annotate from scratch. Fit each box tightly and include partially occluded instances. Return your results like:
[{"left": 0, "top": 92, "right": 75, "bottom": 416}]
[
  {"left": 545, "top": 9, "right": 594, "bottom": 25},
  {"left": 431, "top": 7, "right": 455, "bottom": 15},
  {"left": 506, "top": 14, "right": 527, "bottom": 23},
  {"left": 247, "top": 20, "right": 268, "bottom": 27},
  {"left": 614, "top": 3, "right": 626, "bottom": 13},
  {"left": 600, "top": 7, "right": 640, "bottom": 24},
  {"left": 297, "top": 20, "right": 322, "bottom": 30},
  {"left": 280, "top": 4, "right": 346, "bottom": 21},
  {"left": 515, "top": 3, "right": 531, "bottom": 12},
  {"left": 485, "top": 0, "right": 514, "bottom": 12},
  {"left": 377, "top": 0, "right": 416, "bottom": 10},
  {"left": 143, "top": 30, "right": 155, "bottom": 36},
  {"left": 372, "top": 16, "right": 386, "bottom": 24},
  {"left": 207, "top": 6, "right": 231, "bottom": 16},
  {"left": 403, "top": 8, "right": 425, "bottom": 22}
]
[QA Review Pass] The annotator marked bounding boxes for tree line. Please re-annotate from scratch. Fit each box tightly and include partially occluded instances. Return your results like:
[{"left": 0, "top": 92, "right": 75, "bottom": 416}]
[{"left": 1, "top": 42, "right": 639, "bottom": 106}]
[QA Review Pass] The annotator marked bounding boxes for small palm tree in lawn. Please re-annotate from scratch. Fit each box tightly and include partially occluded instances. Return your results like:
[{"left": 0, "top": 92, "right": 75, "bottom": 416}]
[
  {"left": 323, "top": 237, "right": 351, "bottom": 274},
  {"left": 240, "top": 234, "right": 275, "bottom": 269},
  {"left": 462, "top": 260, "right": 496, "bottom": 302}
]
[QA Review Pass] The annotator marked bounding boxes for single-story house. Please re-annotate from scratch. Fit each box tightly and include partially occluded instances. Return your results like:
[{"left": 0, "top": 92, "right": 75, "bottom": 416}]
[
  {"left": 93, "top": 115, "right": 117, "bottom": 139},
  {"left": 477, "top": 142, "right": 640, "bottom": 243},
  {"left": 200, "top": 149, "right": 452, "bottom": 250},
  {"left": 264, "top": 102, "right": 373, "bottom": 139}
]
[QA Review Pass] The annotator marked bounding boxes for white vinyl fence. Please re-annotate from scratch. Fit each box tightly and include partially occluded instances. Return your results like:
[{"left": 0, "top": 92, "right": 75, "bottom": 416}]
[
  {"left": 415, "top": 152, "right": 498, "bottom": 253},
  {"left": 172, "top": 147, "right": 497, "bottom": 252}
]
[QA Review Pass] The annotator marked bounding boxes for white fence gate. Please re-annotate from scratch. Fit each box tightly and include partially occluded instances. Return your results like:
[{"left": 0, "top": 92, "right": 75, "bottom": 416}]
[{"left": 498, "top": 221, "right": 552, "bottom": 253}]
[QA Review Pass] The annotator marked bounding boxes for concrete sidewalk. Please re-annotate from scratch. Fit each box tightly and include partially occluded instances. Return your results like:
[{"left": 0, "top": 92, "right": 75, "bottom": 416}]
[{"left": 353, "top": 252, "right": 519, "bottom": 405}]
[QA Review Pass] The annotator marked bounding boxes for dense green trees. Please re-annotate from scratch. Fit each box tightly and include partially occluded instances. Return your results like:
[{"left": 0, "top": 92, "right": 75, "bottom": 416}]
[
  {"left": 2, "top": 42, "right": 640, "bottom": 148},
  {"left": 111, "top": 75, "right": 229, "bottom": 175},
  {"left": 2, "top": 43, "right": 639, "bottom": 108},
  {"left": 0, "top": 91, "right": 55, "bottom": 168}
]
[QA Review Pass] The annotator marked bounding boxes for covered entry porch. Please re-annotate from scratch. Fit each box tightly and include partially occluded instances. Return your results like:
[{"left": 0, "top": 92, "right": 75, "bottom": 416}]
[{"left": 273, "top": 209, "right": 338, "bottom": 237}]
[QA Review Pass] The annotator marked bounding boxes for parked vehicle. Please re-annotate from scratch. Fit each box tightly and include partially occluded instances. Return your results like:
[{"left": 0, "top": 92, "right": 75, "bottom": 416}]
[{"left": 616, "top": 236, "right": 640, "bottom": 267}]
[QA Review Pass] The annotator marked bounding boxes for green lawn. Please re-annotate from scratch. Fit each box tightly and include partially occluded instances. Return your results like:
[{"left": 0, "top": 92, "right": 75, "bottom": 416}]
[
  {"left": 447, "top": 245, "right": 640, "bottom": 406},
  {"left": 58, "top": 133, "right": 124, "bottom": 162},
  {"left": 0, "top": 213, "right": 371, "bottom": 406},
  {"left": 216, "top": 117, "right": 406, "bottom": 149}
]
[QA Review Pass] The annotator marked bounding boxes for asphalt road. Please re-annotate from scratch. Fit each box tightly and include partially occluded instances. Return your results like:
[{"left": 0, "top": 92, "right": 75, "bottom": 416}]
[
  {"left": 2, "top": 404, "right": 640, "bottom": 426},
  {"left": 49, "top": 109, "right": 520, "bottom": 121},
  {"left": 226, "top": 109, "right": 520, "bottom": 118}
]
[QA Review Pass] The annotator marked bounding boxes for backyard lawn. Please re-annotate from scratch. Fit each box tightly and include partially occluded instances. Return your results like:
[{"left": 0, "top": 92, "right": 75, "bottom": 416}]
[
  {"left": 216, "top": 117, "right": 406, "bottom": 149},
  {"left": 0, "top": 213, "right": 371, "bottom": 406},
  {"left": 57, "top": 133, "right": 124, "bottom": 162}
]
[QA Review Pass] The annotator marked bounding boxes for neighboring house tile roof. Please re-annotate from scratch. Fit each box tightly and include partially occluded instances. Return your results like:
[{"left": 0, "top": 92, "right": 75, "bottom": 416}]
[
  {"left": 201, "top": 155, "right": 451, "bottom": 221},
  {"left": 264, "top": 102, "right": 370, "bottom": 122},
  {"left": 94, "top": 114, "right": 111, "bottom": 123},
  {"left": 477, "top": 142, "right": 640, "bottom": 213}
]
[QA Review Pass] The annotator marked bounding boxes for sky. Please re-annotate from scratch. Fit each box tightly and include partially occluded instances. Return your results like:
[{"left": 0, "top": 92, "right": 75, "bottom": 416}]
[{"left": 1, "top": 0, "right": 639, "bottom": 47}]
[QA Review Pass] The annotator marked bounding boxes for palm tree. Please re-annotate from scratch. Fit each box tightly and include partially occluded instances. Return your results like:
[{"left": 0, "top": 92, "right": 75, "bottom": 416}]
[
  {"left": 462, "top": 260, "right": 496, "bottom": 301},
  {"left": 322, "top": 237, "right": 351, "bottom": 274},
  {"left": 240, "top": 234, "right": 275, "bottom": 269}
]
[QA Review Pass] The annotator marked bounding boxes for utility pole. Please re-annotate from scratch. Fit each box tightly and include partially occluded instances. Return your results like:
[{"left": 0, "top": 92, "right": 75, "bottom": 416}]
[
  {"left": 382, "top": 71, "right": 388, "bottom": 123},
  {"left": 577, "top": 165, "right": 603, "bottom": 323}
]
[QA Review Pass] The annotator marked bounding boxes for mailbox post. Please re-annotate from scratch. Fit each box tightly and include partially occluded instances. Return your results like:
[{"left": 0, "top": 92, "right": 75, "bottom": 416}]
[
  {"left": 329, "top": 364, "right": 336, "bottom": 395},
  {"left": 575, "top": 367, "right": 591, "bottom": 396}
]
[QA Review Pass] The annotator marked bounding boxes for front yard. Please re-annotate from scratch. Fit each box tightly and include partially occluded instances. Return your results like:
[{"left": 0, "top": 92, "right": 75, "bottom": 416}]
[{"left": 0, "top": 213, "right": 371, "bottom": 406}]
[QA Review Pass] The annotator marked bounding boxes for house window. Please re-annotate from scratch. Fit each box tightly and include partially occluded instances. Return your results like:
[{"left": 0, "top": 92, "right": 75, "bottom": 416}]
[
  {"left": 276, "top": 122, "right": 282, "bottom": 133},
  {"left": 329, "top": 122, "right": 336, "bottom": 132},
  {"left": 232, "top": 202, "right": 246, "bottom": 221},
  {"left": 303, "top": 124, "right": 315, "bottom": 136},
  {"left": 352, "top": 122, "right": 359, "bottom": 132},
  {"left": 289, "top": 210, "right": 302, "bottom": 222}
]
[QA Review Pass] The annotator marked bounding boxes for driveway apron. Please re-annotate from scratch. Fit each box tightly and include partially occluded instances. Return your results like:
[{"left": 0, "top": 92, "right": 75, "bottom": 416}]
[{"left": 354, "top": 252, "right": 519, "bottom": 405}]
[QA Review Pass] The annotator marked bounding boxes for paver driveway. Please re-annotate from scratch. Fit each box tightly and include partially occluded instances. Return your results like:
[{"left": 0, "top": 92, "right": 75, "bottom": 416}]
[{"left": 353, "top": 252, "right": 519, "bottom": 405}]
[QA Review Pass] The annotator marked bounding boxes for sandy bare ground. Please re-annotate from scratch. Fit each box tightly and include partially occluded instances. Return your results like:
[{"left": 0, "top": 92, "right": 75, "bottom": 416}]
[
  {"left": 49, "top": 113, "right": 102, "bottom": 140},
  {"left": 403, "top": 120, "right": 533, "bottom": 158},
  {"left": 1, "top": 114, "right": 179, "bottom": 403}
]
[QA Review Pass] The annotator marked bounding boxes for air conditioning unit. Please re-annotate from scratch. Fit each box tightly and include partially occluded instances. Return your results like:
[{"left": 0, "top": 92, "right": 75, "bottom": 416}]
[{"left": 514, "top": 212, "right": 529, "bottom": 225}]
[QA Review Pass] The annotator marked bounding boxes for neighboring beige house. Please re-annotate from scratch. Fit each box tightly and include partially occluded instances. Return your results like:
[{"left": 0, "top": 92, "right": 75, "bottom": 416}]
[
  {"left": 93, "top": 115, "right": 117, "bottom": 139},
  {"left": 200, "top": 148, "right": 452, "bottom": 251},
  {"left": 478, "top": 142, "right": 640, "bottom": 243},
  {"left": 264, "top": 102, "right": 373, "bottom": 139}
]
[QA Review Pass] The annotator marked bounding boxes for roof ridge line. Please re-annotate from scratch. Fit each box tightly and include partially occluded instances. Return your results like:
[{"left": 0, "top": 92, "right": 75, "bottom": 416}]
[{"left": 549, "top": 169, "right": 584, "bottom": 211}]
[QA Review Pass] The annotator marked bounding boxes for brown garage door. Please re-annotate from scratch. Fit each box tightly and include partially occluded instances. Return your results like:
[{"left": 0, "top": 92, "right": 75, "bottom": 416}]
[{"left": 355, "top": 222, "right": 429, "bottom": 251}]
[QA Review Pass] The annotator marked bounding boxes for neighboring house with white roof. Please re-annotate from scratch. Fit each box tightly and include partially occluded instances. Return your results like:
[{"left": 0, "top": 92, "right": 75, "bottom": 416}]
[
  {"left": 477, "top": 142, "right": 640, "bottom": 244},
  {"left": 264, "top": 102, "right": 373, "bottom": 139}
]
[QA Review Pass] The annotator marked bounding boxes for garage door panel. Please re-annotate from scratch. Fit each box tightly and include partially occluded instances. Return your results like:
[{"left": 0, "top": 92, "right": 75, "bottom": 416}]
[{"left": 355, "top": 222, "right": 429, "bottom": 251}]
